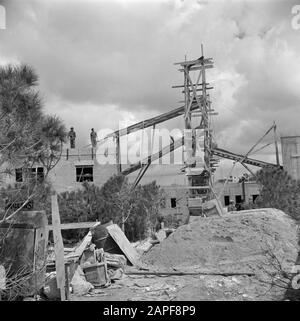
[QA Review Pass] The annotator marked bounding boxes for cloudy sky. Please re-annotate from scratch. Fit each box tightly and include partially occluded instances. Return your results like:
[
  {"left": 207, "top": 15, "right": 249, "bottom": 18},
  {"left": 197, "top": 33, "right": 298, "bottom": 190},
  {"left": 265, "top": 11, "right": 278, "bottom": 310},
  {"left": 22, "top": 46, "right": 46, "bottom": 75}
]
[{"left": 0, "top": 0, "right": 299, "bottom": 181}]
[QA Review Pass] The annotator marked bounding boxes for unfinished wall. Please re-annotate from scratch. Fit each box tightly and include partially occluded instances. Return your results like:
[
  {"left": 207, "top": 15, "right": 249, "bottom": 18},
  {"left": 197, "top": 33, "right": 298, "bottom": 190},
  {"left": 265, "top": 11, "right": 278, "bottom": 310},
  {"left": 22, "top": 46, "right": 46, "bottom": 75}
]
[
  {"left": 1, "top": 146, "right": 119, "bottom": 193},
  {"left": 213, "top": 181, "right": 260, "bottom": 206},
  {"left": 48, "top": 147, "right": 118, "bottom": 193},
  {"left": 281, "top": 136, "right": 300, "bottom": 180}
]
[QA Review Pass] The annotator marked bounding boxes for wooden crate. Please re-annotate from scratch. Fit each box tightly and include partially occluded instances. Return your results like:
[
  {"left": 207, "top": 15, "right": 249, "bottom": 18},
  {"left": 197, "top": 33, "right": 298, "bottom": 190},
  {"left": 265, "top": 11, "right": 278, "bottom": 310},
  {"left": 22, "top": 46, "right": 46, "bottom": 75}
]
[{"left": 83, "top": 262, "right": 108, "bottom": 286}]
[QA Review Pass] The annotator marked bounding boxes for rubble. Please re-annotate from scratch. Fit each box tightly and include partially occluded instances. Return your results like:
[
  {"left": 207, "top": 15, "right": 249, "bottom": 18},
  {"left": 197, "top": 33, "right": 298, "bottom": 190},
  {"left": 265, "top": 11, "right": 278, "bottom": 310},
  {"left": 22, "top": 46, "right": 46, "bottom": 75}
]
[
  {"left": 71, "top": 266, "right": 94, "bottom": 296},
  {"left": 44, "top": 208, "right": 299, "bottom": 301}
]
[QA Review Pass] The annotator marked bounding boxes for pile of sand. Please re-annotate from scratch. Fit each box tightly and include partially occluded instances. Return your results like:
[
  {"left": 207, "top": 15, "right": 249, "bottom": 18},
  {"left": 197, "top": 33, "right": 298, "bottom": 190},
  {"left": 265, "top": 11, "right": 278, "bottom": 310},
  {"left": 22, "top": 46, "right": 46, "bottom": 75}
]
[{"left": 142, "top": 208, "right": 299, "bottom": 276}]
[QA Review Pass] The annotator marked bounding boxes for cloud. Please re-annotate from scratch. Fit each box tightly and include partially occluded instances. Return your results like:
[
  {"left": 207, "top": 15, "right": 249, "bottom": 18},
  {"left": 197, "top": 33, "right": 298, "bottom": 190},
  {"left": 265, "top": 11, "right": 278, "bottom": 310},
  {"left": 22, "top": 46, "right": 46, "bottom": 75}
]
[{"left": 0, "top": 0, "right": 299, "bottom": 180}]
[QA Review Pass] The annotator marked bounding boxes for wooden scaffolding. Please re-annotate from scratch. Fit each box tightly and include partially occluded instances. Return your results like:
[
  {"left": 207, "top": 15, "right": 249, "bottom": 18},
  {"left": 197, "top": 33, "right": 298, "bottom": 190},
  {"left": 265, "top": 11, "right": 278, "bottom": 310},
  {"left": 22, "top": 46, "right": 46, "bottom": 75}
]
[{"left": 174, "top": 46, "right": 219, "bottom": 215}]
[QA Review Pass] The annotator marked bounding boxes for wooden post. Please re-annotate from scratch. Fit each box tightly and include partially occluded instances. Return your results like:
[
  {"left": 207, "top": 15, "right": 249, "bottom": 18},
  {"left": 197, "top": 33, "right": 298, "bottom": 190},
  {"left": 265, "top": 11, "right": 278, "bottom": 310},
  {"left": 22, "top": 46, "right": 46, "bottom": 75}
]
[
  {"left": 51, "top": 194, "right": 66, "bottom": 301},
  {"left": 116, "top": 133, "right": 121, "bottom": 173},
  {"left": 273, "top": 121, "right": 280, "bottom": 166}
]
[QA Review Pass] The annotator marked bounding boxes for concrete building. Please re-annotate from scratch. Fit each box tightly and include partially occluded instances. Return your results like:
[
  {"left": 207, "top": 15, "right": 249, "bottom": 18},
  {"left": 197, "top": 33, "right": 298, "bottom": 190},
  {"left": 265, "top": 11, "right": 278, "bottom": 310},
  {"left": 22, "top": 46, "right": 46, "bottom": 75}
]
[
  {"left": 4, "top": 146, "right": 118, "bottom": 194},
  {"left": 213, "top": 180, "right": 260, "bottom": 207}
]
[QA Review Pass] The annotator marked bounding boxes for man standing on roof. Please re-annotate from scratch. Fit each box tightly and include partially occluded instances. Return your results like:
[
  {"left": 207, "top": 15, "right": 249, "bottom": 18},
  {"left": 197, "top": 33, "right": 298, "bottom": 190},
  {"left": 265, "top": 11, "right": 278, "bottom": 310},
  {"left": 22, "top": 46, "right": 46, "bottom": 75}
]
[
  {"left": 90, "top": 128, "right": 98, "bottom": 148},
  {"left": 68, "top": 127, "right": 76, "bottom": 149}
]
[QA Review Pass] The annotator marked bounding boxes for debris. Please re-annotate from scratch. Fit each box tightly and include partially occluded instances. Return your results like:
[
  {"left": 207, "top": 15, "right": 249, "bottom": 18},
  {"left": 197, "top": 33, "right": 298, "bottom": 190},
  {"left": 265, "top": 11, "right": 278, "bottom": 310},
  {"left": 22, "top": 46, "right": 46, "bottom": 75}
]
[
  {"left": 106, "top": 224, "right": 140, "bottom": 265},
  {"left": 0, "top": 210, "right": 49, "bottom": 296},
  {"left": 83, "top": 262, "right": 109, "bottom": 287},
  {"left": 108, "top": 268, "right": 125, "bottom": 281},
  {"left": 43, "top": 272, "right": 61, "bottom": 300},
  {"left": 65, "top": 231, "right": 93, "bottom": 261},
  {"left": 71, "top": 266, "right": 94, "bottom": 296},
  {"left": 95, "top": 248, "right": 105, "bottom": 263},
  {"left": 80, "top": 248, "right": 97, "bottom": 268},
  {"left": 134, "top": 239, "right": 153, "bottom": 255},
  {"left": 154, "top": 230, "right": 167, "bottom": 243},
  {"left": 91, "top": 224, "right": 110, "bottom": 249},
  {"left": 104, "top": 252, "right": 126, "bottom": 270}
]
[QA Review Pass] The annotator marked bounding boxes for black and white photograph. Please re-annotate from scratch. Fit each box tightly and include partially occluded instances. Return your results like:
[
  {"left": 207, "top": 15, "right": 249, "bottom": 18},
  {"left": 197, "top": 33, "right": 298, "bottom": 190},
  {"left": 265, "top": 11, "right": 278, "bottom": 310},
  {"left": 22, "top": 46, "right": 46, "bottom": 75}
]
[{"left": 0, "top": 0, "right": 300, "bottom": 306}]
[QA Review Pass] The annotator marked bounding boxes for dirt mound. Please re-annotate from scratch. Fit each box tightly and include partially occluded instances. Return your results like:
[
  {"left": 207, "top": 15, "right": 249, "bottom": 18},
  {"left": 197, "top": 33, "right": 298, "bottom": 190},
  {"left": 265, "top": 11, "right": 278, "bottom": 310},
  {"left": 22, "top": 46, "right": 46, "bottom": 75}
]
[{"left": 142, "top": 208, "right": 299, "bottom": 276}]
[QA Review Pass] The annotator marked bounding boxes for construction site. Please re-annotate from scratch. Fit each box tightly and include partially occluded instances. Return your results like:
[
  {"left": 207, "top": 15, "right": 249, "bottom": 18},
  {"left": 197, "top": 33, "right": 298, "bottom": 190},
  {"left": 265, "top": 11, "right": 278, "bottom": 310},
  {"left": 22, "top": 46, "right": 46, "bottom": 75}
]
[
  {"left": 0, "top": 48, "right": 300, "bottom": 302},
  {"left": 0, "top": 0, "right": 300, "bottom": 305}
]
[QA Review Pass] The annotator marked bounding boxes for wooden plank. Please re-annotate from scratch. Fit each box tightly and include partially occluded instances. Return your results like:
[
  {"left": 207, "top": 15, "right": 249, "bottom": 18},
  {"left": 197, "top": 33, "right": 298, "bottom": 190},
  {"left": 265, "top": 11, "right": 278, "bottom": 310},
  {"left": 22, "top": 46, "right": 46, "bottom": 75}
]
[
  {"left": 172, "top": 83, "right": 210, "bottom": 88},
  {"left": 211, "top": 147, "right": 280, "bottom": 168},
  {"left": 65, "top": 222, "right": 100, "bottom": 260},
  {"left": 184, "top": 186, "right": 210, "bottom": 189},
  {"left": 178, "top": 65, "right": 214, "bottom": 71},
  {"left": 51, "top": 194, "right": 66, "bottom": 301},
  {"left": 48, "top": 221, "right": 98, "bottom": 231},
  {"left": 174, "top": 58, "right": 213, "bottom": 65},
  {"left": 106, "top": 224, "right": 139, "bottom": 266},
  {"left": 122, "top": 136, "right": 185, "bottom": 176},
  {"left": 93, "top": 104, "right": 199, "bottom": 146},
  {"left": 126, "top": 271, "right": 255, "bottom": 276}
]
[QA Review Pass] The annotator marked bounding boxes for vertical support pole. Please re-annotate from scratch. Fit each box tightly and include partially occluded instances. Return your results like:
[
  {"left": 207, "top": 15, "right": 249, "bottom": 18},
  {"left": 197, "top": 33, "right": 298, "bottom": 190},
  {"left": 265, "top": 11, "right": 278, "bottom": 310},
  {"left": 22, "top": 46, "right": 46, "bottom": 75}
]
[
  {"left": 51, "top": 194, "right": 66, "bottom": 301},
  {"left": 241, "top": 178, "right": 246, "bottom": 202},
  {"left": 273, "top": 121, "right": 280, "bottom": 166},
  {"left": 64, "top": 262, "right": 71, "bottom": 301},
  {"left": 183, "top": 63, "right": 193, "bottom": 202},
  {"left": 200, "top": 44, "right": 211, "bottom": 198},
  {"left": 116, "top": 133, "right": 121, "bottom": 174},
  {"left": 66, "top": 148, "right": 69, "bottom": 161}
]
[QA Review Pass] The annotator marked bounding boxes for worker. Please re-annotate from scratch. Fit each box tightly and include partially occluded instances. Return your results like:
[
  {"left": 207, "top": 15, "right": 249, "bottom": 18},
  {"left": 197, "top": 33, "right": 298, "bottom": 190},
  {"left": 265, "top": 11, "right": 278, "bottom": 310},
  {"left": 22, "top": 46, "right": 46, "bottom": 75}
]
[
  {"left": 90, "top": 128, "right": 97, "bottom": 148},
  {"left": 227, "top": 200, "right": 236, "bottom": 212},
  {"left": 67, "top": 127, "right": 76, "bottom": 149}
]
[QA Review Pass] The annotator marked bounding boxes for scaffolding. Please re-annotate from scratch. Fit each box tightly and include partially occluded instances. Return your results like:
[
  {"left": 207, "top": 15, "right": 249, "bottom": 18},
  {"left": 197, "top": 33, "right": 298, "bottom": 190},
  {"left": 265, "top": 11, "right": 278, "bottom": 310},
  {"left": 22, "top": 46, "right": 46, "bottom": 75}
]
[{"left": 173, "top": 46, "right": 218, "bottom": 215}]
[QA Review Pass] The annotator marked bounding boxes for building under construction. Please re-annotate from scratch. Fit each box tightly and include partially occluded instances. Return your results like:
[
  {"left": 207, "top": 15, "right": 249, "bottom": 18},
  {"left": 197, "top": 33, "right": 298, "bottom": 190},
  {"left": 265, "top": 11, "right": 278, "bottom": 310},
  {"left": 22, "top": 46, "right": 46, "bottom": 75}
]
[{"left": 5, "top": 51, "right": 297, "bottom": 218}]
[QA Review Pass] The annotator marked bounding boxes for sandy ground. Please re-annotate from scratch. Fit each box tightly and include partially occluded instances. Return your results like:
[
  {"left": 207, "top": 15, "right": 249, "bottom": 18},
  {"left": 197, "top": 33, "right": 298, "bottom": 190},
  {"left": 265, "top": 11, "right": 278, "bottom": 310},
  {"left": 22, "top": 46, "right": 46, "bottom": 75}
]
[
  {"left": 71, "top": 273, "right": 285, "bottom": 301},
  {"left": 71, "top": 209, "right": 299, "bottom": 301}
]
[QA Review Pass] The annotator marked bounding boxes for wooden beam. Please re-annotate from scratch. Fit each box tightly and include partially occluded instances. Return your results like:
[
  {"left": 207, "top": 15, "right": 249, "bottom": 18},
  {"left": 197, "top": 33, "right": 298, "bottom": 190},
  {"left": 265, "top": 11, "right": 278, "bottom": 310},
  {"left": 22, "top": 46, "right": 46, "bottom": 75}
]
[
  {"left": 91, "top": 104, "right": 200, "bottom": 147},
  {"left": 48, "top": 221, "right": 99, "bottom": 231},
  {"left": 65, "top": 222, "right": 100, "bottom": 260},
  {"left": 184, "top": 186, "right": 210, "bottom": 189},
  {"left": 211, "top": 147, "right": 281, "bottom": 168},
  {"left": 116, "top": 133, "right": 121, "bottom": 173},
  {"left": 122, "top": 136, "right": 184, "bottom": 176},
  {"left": 178, "top": 65, "right": 214, "bottom": 71},
  {"left": 174, "top": 58, "right": 213, "bottom": 66},
  {"left": 273, "top": 122, "right": 280, "bottom": 166},
  {"left": 181, "top": 87, "right": 214, "bottom": 93},
  {"left": 51, "top": 194, "right": 66, "bottom": 301},
  {"left": 172, "top": 83, "right": 210, "bottom": 88},
  {"left": 126, "top": 271, "right": 255, "bottom": 276}
]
